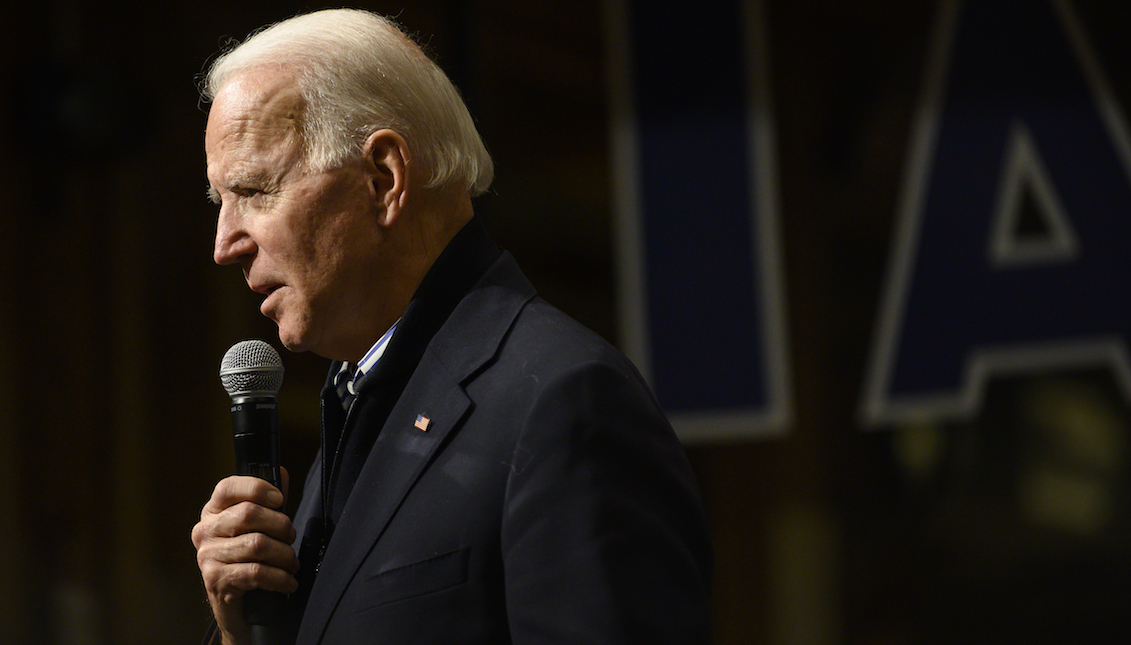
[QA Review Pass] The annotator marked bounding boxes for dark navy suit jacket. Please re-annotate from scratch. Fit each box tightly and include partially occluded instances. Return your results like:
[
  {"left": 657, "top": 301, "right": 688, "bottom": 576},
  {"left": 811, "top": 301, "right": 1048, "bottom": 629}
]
[{"left": 286, "top": 218, "right": 713, "bottom": 644}]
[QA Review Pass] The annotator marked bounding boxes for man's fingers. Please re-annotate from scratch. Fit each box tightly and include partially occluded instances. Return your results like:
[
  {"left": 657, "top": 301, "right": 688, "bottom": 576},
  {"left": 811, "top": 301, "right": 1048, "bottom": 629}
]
[
  {"left": 198, "top": 531, "right": 300, "bottom": 574},
  {"left": 201, "top": 558, "right": 300, "bottom": 596},
  {"left": 202, "top": 475, "right": 285, "bottom": 515},
  {"left": 197, "top": 500, "right": 296, "bottom": 543}
]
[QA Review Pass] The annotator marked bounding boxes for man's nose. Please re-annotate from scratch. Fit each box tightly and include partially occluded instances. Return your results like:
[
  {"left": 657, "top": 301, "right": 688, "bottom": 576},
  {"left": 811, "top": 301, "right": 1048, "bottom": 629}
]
[{"left": 213, "top": 206, "right": 256, "bottom": 266}]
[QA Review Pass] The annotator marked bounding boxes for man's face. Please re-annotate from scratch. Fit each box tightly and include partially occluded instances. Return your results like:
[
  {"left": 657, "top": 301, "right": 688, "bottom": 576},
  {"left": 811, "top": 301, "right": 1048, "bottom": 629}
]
[{"left": 206, "top": 70, "right": 380, "bottom": 359}]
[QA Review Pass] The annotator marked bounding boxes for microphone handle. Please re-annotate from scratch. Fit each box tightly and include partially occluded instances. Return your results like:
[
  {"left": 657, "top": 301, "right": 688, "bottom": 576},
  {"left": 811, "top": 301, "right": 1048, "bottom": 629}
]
[
  {"left": 231, "top": 396, "right": 282, "bottom": 487},
  {"left": 230, "top": 396, "right": 291, "bottom": 645}
]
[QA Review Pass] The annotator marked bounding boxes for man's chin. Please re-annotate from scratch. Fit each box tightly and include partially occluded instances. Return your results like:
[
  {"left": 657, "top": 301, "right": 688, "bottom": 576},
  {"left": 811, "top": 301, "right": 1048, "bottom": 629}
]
[{"left": 274, "top": 324, "right": 311, "bottom": 354}]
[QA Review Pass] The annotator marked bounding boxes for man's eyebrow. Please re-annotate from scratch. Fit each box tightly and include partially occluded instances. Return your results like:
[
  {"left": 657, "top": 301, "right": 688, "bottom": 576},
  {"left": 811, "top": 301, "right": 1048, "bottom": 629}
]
[
  {"left": 226, "top": 171, "right": 272, "bottom": 190},
  {"left": 206, "top": 171, "right": 272, "bottom": 204}
]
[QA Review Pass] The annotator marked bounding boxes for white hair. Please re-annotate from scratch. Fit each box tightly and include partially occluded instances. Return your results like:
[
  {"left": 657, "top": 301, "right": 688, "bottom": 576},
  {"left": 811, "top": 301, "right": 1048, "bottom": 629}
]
[{"left": 202, "top": 9, "right": 493, "bottom": 196}]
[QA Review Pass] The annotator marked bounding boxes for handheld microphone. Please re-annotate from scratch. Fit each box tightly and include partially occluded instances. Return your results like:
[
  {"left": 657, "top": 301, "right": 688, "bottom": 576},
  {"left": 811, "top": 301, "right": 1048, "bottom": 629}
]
[
  {"left": 219, "top": 339, "right": 289, "bottom": 645},
  {"left": 220, "top": 339, "right": 284, "bottom": 487}
]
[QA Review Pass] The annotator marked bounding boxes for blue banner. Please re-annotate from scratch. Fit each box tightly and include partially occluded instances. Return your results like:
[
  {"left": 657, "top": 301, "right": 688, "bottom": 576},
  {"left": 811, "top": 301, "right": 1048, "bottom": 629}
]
[{"left": 862, "top": 0, "right": 1131, "bottom": 425}]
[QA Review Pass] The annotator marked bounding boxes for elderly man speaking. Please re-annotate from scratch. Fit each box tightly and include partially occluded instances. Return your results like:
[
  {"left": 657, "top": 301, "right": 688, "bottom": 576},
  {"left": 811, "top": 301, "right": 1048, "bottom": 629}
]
[{"left": 190, "top": 9, "right": 712, "bottom": 645}]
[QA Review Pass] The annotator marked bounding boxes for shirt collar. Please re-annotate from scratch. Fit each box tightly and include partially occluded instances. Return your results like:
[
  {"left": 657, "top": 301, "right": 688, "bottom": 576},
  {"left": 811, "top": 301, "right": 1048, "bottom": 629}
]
[{"left": 336, "top": 319, "right": 400, "bottom": 383}]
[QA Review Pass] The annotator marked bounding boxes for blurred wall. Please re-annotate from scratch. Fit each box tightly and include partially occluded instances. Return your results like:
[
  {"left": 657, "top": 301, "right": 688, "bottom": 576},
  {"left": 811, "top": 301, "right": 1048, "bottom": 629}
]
[{"left": 1, "top": 1, "right": 1130, "bottom": 644}]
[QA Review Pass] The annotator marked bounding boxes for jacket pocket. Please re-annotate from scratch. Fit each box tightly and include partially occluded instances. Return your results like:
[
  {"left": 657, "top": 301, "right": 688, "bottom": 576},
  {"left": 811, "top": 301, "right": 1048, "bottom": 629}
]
[{"left": 354, "top": 547, "right": 470, "bottom": 611}]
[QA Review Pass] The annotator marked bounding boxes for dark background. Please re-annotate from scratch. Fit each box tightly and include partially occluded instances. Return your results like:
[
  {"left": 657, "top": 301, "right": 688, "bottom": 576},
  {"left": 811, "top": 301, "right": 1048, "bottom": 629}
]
[{"left": 2, "top": 1, "right": 1130, "bottom": 643}]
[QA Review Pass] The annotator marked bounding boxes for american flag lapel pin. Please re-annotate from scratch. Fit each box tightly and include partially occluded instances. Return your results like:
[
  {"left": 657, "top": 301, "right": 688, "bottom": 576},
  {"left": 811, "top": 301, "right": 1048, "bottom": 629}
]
[{"left": 414, "top": 414, "right": 431, "bottom": 431}]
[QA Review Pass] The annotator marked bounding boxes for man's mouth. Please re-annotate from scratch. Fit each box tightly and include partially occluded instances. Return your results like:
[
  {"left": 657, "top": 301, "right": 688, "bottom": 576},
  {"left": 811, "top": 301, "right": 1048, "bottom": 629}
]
[{"left": 251, "top": 282, "right": 282, "bottom": 296}]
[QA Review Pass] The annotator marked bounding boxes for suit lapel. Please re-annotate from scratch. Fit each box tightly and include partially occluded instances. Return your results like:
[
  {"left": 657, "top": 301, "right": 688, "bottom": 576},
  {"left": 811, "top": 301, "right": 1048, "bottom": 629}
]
[{"left": 295, "top": 350, "right": 470, "bottom": 644}]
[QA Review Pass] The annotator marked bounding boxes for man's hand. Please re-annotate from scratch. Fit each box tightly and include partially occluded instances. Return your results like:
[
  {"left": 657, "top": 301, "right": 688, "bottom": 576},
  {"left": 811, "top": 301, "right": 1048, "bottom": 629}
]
[{"left": 191, "top": 470, "right": 298, "bottom": 645}]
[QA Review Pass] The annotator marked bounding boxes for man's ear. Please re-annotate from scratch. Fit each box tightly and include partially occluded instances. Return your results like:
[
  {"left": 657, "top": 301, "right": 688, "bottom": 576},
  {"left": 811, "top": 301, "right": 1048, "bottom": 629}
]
[{"left": 361, "top": 129, "right": 411, "bottom": 227}]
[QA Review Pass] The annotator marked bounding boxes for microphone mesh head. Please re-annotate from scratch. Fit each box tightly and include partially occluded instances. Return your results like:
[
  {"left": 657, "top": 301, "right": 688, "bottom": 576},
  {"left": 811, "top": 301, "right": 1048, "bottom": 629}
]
[{"left": 219, "top": 339, "right": 284, "bottom": 397}]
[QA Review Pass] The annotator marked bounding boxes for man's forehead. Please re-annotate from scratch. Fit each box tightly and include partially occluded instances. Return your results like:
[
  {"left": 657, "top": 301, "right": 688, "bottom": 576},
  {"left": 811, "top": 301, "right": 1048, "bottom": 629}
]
[
  {"left": 207, "top": 70, "right": 304, "bottom": 146},
  {"left": 215, "top": 68, "right": 305, "bottom": 122},
  {"left": 205, "top": 69, "right": 306, "bottom": 174}
]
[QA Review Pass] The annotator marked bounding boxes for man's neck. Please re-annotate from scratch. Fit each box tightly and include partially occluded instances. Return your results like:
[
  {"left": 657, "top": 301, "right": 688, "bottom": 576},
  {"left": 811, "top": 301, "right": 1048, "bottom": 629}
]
[{"left": 331, "top": 192, "right": 475, "bottom": 364}]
